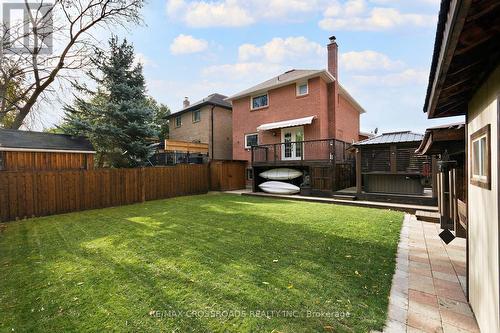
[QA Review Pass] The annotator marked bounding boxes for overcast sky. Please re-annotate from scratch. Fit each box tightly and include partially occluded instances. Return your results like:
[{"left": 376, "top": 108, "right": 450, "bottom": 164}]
[{"left": 34, "top": 0, "right": 464, "bottom": 133}]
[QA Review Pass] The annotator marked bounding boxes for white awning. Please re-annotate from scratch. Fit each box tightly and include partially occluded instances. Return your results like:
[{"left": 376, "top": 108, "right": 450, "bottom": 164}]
[{"left": 257, "top": 116, "right": 316, "bottom": 131}]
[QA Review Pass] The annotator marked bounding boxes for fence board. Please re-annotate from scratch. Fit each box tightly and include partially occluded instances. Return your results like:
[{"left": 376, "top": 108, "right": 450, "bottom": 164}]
[{"left": 0, "top": 165, "right": 210, "bottom": 222}]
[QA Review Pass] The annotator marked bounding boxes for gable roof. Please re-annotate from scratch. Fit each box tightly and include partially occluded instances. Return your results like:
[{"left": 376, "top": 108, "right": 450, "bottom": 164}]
[
  {"left": 416, "top": 122, "right": 465, "bottom": 155},
  {"left": 0, "top": 129, "right": 95, "bottom": 153},
  {"left": 352, "top": 131, "right": 424, "bottom": 146},
  {"left": 225, "top": 69, "right": 366, "bottom": 114},
  {"left": 168, "top": 93, "right": 232, "bottom": 118}
]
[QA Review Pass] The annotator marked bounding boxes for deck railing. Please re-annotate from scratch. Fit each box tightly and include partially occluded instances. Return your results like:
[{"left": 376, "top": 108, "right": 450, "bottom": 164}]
[{"left": 251, "top": 138, "right": 353, "bottom": 164}]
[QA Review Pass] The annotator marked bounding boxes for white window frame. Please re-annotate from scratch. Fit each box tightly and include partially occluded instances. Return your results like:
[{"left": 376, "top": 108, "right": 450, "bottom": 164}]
[
  {"left": 250, "top": 93, "right": 269, "bottom": 110},
  {"left": 472, "top": 136, "right": 487, "bottom": 181},
  {"left": 244, "top": 133, "right": 258, "bottom": 149},
  {"left": 175, "top": 115, "right": 182, "bottom": 127},
  {"left": 296, "top": 81, "right": 308, "bottom": 96},
  {"left": 280, "top": 126, "right": 304, "bottom": 160},
  {"left": 192, "top": 110, "right": 201, "bottom": 123},
  {"left": 470, "top": 124, "right": 491, "bottom": 189}
]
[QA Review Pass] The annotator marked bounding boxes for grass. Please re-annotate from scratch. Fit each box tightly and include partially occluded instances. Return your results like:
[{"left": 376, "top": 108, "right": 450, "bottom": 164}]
[{"left": 0, "top": 193, "right": 403, "bottom": 333}]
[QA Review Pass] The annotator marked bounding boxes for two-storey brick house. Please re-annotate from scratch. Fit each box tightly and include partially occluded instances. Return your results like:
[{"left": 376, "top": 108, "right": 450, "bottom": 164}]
[
  {"left": 227, "top": 37, "right": 365, "bottom": 190},
  {"left": 167, "top": 93, "right": 233, "bottom": 161}
]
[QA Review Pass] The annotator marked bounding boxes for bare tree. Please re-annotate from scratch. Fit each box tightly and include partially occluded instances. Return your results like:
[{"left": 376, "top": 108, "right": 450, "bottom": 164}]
[{"left": 0, "top": 0, "right": 144, "bottom": 129}]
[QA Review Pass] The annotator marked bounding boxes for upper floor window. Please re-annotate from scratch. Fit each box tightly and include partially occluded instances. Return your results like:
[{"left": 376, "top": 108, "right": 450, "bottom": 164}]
[
  {"left": 175, "top": 115, "right": 182, "bottom": 127},
  {"left": 245, "top": 133, "right": 258, "bottom": 149},
  {"left": 296, "top": 81, "right": 308, "bottom": 96},
  {"left": 470, "top": 124, "right": 491, "bottom": 189},
  {"left": 251, "top": 94, "right": 268, "bottom": 110},
  {"left": 192, "top": 110, "right": 201, "bottom": 123},
  {"left": 0, "top": 152, "right": 4, "bottom": 171}
]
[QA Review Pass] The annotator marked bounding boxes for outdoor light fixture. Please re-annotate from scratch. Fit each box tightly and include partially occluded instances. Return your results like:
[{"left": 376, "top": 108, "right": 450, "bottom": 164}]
[{"left": 439, "top": 229, "right": 455, "bottom": 244}]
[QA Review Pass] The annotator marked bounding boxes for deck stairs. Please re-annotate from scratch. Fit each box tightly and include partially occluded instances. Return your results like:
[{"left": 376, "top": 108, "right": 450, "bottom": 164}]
[
  {"left": 331, "top": 194, "right": 357, "bottom": 201},
  {"left": 415, "top": 210, "right": 440, "bottom": 223}
]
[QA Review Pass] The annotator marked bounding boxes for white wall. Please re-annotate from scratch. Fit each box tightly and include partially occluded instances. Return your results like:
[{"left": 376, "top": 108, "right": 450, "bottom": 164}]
[{"left": 467, "top": 64, "right": 500, "bottom": 333}]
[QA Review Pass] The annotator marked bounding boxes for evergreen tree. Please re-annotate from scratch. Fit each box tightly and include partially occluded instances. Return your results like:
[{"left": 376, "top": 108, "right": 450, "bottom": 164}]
[
  {"left": 147, "top": 96, "right": 171, "bottom": 141},
  {"left": 62, "top": 37, "right": 157, "bottom": 167}
]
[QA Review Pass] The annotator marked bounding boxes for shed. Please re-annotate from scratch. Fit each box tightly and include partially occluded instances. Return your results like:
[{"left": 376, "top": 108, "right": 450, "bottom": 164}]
[
  {"left": 351, "top": 131, "right": 432, "bottom": 195},
  {"left": 0, "top": 129, "right": 95, "bottom": 171}
]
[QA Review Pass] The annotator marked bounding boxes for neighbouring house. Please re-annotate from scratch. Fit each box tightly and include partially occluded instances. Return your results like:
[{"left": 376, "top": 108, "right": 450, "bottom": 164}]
[
  {"left": 0, "top": 129, "right": 95, "bottom": 171},
  {"left": 227, "top": 36, "right": 365, "bottom": 190},
  {"left": 166, "top": 93, "right": 233, "bottom": 163},
  {"left": 348, "top": 131, "right": 435, "bottom": 205},
  {"left": 423, "top": 1, "right": 500, "bottom": 331}
]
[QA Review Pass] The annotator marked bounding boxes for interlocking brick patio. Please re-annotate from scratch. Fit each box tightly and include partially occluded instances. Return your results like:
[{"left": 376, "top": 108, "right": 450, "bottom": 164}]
[{"left": 382, "top": 214, "right": 479, "bottom": 333}]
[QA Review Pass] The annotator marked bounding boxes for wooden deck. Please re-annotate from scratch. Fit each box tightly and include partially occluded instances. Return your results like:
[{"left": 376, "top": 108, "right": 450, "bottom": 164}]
[
  {"left": 335, "top": 186, "right": 437, "bottom": 206},
  {"left": 240, "top": 191, "right": 438, "bottom": 214},
  {"left": 252, "top": 159, "right": 333, "bottom": 167}
]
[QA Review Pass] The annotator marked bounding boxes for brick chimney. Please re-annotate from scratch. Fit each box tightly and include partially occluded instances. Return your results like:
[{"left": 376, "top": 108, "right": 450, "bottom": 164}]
[
  {"left": 183, "top": 97, "right": 190, "bottom": 108},
  {"left": 327, "top": 36, "right": 338, "bottom": 80}
]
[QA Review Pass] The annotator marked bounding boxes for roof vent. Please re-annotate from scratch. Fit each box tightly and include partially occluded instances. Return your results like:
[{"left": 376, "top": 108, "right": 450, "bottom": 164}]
[{"left": 278, "top": 69, "right": 295, "bottom": 81}]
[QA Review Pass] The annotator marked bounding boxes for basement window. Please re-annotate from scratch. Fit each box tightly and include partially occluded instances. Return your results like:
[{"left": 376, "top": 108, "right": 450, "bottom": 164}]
[
  {"left": 470, "top": 124, "right": 491, "bottom": 189},
  {"left": 246, "top": 168, "right": 253, "bottom": 180}
]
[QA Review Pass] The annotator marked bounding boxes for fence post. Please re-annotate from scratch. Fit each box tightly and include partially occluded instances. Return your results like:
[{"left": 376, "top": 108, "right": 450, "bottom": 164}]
[
  {"left": 208, "top": 161, "right": 212, "bottom": 191},
  {"left": 356, "top": 149, "right": 362, "bottom": 194},
  {"left": 140, "top": 167, "right": 146, "bottom": 202}
]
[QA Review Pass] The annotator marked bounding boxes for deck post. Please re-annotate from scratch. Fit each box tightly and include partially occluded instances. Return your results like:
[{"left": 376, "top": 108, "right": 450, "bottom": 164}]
[
  {"left": 356, "top": 148, "right": 362, "bottom": 194},
  {"left": 431, "top": 156, "right": 438, "bottom": 198},
  {"left": 390, "top": 145, "right": 397, "bottom": 174}
]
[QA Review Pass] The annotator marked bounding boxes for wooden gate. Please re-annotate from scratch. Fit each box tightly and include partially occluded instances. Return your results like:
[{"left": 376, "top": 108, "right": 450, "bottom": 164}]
[{"left": 209, "top": 160, "right": 246, "bottom": 191}]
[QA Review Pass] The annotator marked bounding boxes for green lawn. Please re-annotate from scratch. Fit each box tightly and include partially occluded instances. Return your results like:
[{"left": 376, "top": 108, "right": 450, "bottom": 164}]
[{"left": 0, "top": 193, "right": 403, "bottom": 333}]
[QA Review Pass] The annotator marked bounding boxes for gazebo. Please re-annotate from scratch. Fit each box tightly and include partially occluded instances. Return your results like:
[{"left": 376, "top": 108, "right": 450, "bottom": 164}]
[{"left": 350, "top": 131, "right": 435, "bottom": 200}]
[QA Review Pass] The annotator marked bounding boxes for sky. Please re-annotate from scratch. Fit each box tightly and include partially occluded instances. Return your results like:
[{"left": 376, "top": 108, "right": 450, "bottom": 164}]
[{"left": 37, "top": 0, "right": 464, "bottom": 133}]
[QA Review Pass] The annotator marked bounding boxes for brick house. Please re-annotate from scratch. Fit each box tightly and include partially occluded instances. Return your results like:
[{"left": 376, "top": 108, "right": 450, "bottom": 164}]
[
  {"left": 227, "top": 36, "right": 365, "bottom": 187},
  {"left": 167, "top": 93, "right": 233, "bottom": 161}
]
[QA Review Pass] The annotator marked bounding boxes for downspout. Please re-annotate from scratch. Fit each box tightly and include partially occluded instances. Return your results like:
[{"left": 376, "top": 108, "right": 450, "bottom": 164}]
[{"left": 210, "top": 105, "right": 215, "bottom": 159}]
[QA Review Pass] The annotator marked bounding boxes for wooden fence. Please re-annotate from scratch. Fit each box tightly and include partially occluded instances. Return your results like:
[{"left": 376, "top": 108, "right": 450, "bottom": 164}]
[
  {"left": 209, "top": 160, "right": 247, "bottom": 191},
  {"left": 0, "top": 164, "right": 210, "bottom": 222}
]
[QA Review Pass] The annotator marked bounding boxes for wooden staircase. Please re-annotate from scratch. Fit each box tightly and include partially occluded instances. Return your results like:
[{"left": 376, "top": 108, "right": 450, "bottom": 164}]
[
  {"left": 415, "top": 210, "right": 440, "bottom": 223},
  {"left": 331, "top": 194, "right": 357, "bottom": 201}
]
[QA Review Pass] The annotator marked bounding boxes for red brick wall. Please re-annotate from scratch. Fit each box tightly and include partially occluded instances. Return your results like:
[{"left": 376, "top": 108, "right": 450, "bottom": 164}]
[
  {"left": 335, "top": 94, "right": 360, "bottom": 143},
  {"left": 231, "top": 76, "right": 360, "bottom": 164},
  {"left": 232, "top": 77, "right": 329, "bottom": 163}
]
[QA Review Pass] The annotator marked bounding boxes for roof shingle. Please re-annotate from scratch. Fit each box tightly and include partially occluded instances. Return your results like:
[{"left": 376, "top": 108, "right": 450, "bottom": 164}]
[
  {"left": 0, "top": 129, "right": 95, "bottom": 152},
  {"left": 169, "top": 93, "right": 231, "bottom": 117},
  {"left": 226, "top": 69, "right": 332, "bottom": 101}
]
